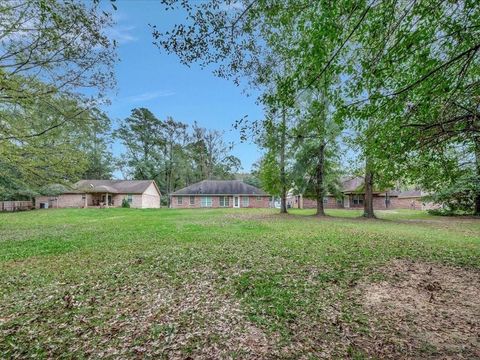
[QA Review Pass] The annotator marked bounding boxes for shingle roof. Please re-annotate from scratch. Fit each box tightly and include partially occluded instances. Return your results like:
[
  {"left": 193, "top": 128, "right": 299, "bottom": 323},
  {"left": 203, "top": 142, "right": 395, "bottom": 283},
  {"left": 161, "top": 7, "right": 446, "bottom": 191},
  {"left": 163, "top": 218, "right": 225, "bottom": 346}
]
[
  {"left": 341, "top": 176, "right": 364, "bottom": 193},
  {"left": 74, "top": 180, "right": 158, "bottom": 194},
  {"left": 397, "top": 189, "right": 423, "bottom": 198},
  {"left": 171, "top": 180, "right": 268, "bottom": 196}
]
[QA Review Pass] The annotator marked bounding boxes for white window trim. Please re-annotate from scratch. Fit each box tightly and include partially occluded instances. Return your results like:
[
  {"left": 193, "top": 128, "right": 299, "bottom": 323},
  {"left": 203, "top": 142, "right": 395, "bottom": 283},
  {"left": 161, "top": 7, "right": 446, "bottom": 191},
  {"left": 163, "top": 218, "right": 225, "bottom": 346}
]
[
  {"left": 201, "top": 196, "right": 212, "bottom": 207},
  {"left": 233, "top": 196, "right": 240, "bottom": 208},
  {"left": 219, "top": 196, "right": 230, "bottom": 207}
]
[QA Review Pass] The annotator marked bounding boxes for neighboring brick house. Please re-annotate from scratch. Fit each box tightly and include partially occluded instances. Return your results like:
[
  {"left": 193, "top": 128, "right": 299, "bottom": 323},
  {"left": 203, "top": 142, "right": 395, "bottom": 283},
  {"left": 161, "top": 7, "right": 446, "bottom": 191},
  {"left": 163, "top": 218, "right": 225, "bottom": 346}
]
[
  {"left": 35, "top": 180, "right": 161, "bottom": 209},
  {"left": 288, "top": 176, "right": 434, "bottom": 210},
  {"left": 170, "top": 180, "right": 271, "bottom": 209}
]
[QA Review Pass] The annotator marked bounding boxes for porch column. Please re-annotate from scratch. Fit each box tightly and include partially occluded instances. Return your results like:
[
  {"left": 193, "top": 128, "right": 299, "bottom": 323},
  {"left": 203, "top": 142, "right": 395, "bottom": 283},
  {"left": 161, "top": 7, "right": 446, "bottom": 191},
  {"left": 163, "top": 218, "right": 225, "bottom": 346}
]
[
  {"left": 106, "top": 192, "right": 109, "bottom": 208},
  {"left": 84, "top": 193, "right": 88, "bottom": 208}
]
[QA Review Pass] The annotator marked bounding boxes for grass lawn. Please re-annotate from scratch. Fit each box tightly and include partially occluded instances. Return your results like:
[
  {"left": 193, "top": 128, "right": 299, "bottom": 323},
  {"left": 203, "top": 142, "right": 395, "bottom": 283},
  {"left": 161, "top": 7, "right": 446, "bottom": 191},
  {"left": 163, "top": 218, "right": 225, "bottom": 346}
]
[{"left": 1, "top": 208, "right": 479, "bottom": 358}]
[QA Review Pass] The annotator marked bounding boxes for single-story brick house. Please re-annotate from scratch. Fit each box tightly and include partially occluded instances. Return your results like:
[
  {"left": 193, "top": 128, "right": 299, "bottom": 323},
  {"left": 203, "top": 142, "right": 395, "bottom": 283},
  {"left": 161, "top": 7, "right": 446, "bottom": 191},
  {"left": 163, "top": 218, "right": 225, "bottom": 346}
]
[
  {"left": 35, "top": 180, "right": 161, "bottom": 209},
  {"left": 288, "top": 176, "right": 435, "bottom": 210},
  {"left": 170, "top": 180, "right": 271, "bottom": 208}
]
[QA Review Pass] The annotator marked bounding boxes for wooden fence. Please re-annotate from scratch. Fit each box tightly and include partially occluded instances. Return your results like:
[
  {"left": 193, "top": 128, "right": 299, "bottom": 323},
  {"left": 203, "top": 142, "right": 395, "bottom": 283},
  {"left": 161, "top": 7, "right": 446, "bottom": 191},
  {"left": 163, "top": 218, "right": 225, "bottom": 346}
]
[{"left": 0, "top": 201, "right": 34, "bottom": 212}]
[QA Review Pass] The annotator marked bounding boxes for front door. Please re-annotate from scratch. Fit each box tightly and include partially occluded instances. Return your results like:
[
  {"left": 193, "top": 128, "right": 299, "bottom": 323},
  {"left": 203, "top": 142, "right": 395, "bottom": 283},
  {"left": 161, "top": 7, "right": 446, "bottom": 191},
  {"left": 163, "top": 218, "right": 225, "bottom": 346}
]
[{"left": 233, "top": 196, "right": 240, "bottom": 208}]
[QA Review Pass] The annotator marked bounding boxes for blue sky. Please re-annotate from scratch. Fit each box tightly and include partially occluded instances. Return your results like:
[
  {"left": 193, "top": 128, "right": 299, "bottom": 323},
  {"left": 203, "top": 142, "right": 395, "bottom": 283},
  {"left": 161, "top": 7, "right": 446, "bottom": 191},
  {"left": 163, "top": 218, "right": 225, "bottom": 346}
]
[{"left": 103, "top": 0, "right": 263, "bottom": 173}]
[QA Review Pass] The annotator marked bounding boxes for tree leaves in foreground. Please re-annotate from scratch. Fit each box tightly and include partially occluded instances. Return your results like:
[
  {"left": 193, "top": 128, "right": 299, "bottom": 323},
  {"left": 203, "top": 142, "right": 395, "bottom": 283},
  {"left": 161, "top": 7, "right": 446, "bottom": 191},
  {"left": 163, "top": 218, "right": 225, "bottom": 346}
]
[
  {"left": 154, "top": 0, "right": 480, "bottom": 214},
  {"left": 0, "top": 0, "right": 117, "bottom": 199},
  {"left": 0, "top": 97, "right": 114, "bottom": 200}
]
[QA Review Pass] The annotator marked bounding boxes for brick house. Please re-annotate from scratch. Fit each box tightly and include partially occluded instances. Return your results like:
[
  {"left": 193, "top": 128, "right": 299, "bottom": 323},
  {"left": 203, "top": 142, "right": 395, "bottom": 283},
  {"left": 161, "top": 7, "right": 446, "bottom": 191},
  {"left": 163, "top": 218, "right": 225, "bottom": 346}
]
[
  {"left": 288, "top": 176, "right": 434, "bottom": 210},
  {"left": 35, "top": 180, "right": 161, "bottom": 209},
  {"left": 170, "top": 180, "right": 271, "bottom": 209}
]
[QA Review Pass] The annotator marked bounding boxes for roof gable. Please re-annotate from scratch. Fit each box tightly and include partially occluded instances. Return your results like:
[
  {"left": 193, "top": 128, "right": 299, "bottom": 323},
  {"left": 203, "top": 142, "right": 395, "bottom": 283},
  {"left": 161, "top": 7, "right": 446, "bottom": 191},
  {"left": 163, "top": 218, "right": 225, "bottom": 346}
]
[{"left": 172, "top": 180, "right": 268, "bottom": 196}]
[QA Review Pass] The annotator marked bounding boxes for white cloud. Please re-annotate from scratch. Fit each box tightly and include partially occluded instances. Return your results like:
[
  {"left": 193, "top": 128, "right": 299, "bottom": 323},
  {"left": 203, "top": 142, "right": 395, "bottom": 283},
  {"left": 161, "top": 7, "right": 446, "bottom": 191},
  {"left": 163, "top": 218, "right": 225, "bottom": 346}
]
[
  {"left": 107, "top": 25, "right": 138, "bottom": 44},
  {"left": 126, "top": 90, "right": 176, "bottom": 102}
]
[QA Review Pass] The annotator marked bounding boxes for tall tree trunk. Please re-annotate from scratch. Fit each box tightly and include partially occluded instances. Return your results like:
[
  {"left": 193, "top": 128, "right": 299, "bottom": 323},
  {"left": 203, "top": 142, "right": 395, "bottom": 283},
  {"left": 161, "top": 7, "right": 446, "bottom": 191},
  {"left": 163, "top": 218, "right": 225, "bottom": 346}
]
[
  {"left": 474, "top": 136, "right": 480, "bottom": 215},
  {"left": 363, "top": 157, "right": 375, "bottom": 218},
  {"left": 315, "top": 142, "right": 326, "bottom": 216},
  {"left": 280, "top": 110, "right": 288, "bottom": 214}
]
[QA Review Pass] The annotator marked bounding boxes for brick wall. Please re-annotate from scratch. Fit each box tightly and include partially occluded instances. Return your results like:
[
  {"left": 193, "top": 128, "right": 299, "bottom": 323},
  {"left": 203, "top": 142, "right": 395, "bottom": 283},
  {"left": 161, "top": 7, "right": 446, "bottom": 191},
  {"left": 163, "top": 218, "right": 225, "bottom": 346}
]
[
  {"left": 142, "top": 194, "right": 160, "bottom": 208},
  {"left": 36, "top": 194, "right": 87, "bottom": 208},
  {"left": 290, "top": 194, "right": 437, "bottom": 211},
  {"left": 243, "top": 196, "right": 271, "bottom": 208},
  {"left": 389, "top": 197, "right": 436, "bottom": 210},
  {"left": 36, "top": 192, "right": 160, "bottom": 209},
  {"left": 170, "top": 195, "right": 270, "bottom": 208},
  {"left": 298, "top": 196, "right": 344, "bottom": 209}
]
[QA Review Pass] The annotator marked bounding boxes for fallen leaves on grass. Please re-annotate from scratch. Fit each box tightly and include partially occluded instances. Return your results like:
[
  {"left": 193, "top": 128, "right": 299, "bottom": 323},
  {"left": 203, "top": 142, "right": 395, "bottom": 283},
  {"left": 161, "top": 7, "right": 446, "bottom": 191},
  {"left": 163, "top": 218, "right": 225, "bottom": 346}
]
[{"left": 353, "top": 259, "right": 480, "bottom": 359}]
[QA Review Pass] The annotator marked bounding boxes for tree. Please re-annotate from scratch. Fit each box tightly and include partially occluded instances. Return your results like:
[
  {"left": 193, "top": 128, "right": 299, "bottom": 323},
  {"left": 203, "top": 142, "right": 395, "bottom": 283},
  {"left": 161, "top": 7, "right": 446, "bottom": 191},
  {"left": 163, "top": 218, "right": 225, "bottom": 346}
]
[
  {"left": 345, "top": 0, "right": 480, "bottom": 215},
  {"left": 154, "top": 1, "right": 356, "bottom": 215},
  {"left": 81, "top": 109, "right": 115, "bottom": 180},
  {"left": 0, "top": 0, "right": 116, "bottom": 115},
  {"left": 115, "top": 108, "right": 164, "bottom": 182},
  {"left": 257, "top": 109, "right": 291, "bottom": 213},
  {"left": 0, "top": 96, "right": 109, "bottom": 199},
  {"left": 293, "top": 88, "right": 343, "bottom": 216},
  {"left": 0, "top": 0, "right": 117, "bottom": 199},
  {"left": 155, "top": 0, "right": 480, "bottom": 216},
  {"left": 160, "top": 117, "right": 189, "bottom": 201},
  {"left": 116, "top": 109, "right": 242, "bottom": 202},
  {"left": 189, "top": 122, "right": 241, "bottom": 181}
]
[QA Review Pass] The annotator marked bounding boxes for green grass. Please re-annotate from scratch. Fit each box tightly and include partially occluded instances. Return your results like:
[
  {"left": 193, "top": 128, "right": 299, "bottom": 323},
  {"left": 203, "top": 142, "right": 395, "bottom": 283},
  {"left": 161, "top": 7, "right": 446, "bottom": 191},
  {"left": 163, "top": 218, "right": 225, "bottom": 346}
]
[{"left": 0, "top": 208, "right": 479, "bottom": 358}]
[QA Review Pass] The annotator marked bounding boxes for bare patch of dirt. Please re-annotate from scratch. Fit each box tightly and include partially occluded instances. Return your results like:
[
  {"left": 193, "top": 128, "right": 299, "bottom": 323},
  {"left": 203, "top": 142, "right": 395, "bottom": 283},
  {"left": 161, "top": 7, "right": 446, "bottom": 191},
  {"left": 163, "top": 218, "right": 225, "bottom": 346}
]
[{"left": 354, "top": 260, "right": 480, "bottom": 359}]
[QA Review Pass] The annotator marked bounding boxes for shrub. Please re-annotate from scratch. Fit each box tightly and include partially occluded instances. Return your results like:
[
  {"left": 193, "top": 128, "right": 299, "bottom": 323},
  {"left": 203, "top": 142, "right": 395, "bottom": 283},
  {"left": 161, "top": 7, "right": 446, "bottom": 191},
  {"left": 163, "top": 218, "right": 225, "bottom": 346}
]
[
  {"left": 425, "top": 173, "right": 480, "bottom": 215},
  {"left": 121, "top": 198, "right": 130, "bottom": 208}
]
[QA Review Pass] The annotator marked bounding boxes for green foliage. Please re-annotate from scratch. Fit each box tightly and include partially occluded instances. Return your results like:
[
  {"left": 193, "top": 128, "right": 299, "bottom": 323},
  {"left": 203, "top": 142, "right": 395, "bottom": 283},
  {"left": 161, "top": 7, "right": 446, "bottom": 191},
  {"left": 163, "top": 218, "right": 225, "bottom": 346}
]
[
  {"left": 258, "top": 150, "right": 284, "bottom": 197},
  {"left": 0, "top": 0, "right": 116, "bottom": 108},
  {"left": 115, "top": 108, "right": 242, "bottom": 199},
  {"left": 0, "top": 0, "right": 117, "bottom": 199},
  {"left": 239, "top": 173, "right": 262, "bottom": 189},
  {"left": 0, "top": 95, "right": 114, "bottom": 199},
  {"left": 426, "top": 172, "right": 480, "bottom": 214},
  {"left": 81, "top": 109, "right": 115, "bottom": 180},
  {"left": 121, "top": 198, "right": 131, "bottom": 208},
  {"left": 155, "top": 0, "right": 480, "bottom": 216}
]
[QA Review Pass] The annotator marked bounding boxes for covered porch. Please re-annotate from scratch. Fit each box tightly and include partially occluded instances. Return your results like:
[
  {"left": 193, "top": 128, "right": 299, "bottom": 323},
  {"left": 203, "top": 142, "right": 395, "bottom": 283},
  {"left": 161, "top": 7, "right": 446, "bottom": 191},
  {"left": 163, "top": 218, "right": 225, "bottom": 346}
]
[{"left": 81, "top": 185, "right": 119, "bottom": 208}]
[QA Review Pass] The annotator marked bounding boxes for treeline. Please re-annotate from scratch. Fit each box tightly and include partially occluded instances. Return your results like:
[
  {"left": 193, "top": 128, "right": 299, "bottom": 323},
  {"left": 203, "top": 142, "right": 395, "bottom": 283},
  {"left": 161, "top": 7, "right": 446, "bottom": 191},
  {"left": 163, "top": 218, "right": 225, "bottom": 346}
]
[
  {"left": 115, "top": 108, "right": 241, "bottom": 204},
  {"left": 0, "top": 102, "right": 241, "bottom": 203},
  {"left": 0, "top": 1, "right": 239, "bottom": 204},
  {"left": 155, "top": 0, "right": 480, "bottom": 216}
]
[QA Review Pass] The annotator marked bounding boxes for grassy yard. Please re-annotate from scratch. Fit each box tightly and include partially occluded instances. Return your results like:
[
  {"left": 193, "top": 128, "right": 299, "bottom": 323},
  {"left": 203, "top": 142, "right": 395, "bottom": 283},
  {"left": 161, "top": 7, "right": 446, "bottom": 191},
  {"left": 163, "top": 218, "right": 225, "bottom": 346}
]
[{"left": 0, "top": 208, "right": 479, "bottom": 359}]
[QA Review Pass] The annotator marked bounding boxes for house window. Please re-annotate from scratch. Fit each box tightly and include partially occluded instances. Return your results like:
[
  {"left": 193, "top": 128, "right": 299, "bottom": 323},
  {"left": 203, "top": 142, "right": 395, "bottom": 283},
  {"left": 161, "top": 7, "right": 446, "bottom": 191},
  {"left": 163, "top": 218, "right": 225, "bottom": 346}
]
[
  {"left": 189, "top": 196, "right": 195, "bottom": 205},
  {"left": 336, "top": 198, "right": 343, "bottom": 205},
  {"left": 177, "top": 196, "right": 183, "bottom": 205},
  {"left": 242, "top": 196, "right": 249, "bottom": 207},
  {"left": 323, "top": 197, "right": 328, "bottom": 204},
  {"left": 352, "top": 195, "right": 364, "bottom": 205},
  {"left": 127, "top": 194, "right": 133, "bottom": 203},
  {"left": 219, "top": 196, "right": 229, "bottom": 207},
  {"left": 201, "top": 196, "right": 212, "bottom": 207},
  {"left": 256, "top": 196, "right": 262, "bottom": 201},
  {"left": 82, "top": 195, "right": 86, "bottom": 200}
]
